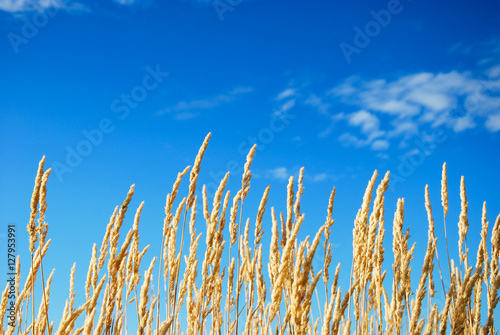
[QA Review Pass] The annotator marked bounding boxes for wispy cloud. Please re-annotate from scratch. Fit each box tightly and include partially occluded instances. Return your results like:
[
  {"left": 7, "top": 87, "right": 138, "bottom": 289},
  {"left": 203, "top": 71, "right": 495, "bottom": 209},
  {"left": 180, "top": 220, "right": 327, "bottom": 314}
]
[
  {"left": 259, "top": 167, "right": 338, "bottom": 183},
  {"left": 0, "top": 0, "right": 66, "bottom": 12},
  {"left": 486, "top": 65, "right": 500, "bottom": 79},
  {"left": 277, "top": 99, "right": 295, "bottom": 113},
  {"left": 305, "top": 94, "right": 330, "bottom": 115},
  {"left": 371, "top": 139, "right": 390, "bottom": 151},
  {"left": 113, "top": 0, "right": 137, "bottom": 5},
  {"left": 329, "top": 71, "right": 473, "bottom": 119},
  {"left": 317, "top": 113, "right": 344, "bottom": 138},
  {"left": 0, "top": 0, "right": 148, "bottom": 13},
  {"left": 157, "top": 86, "right": 253, "bottom": 119},
  {"left": 294, "top": 64, "right": 500, "bottom": 153},
  {"left": 272, "top": 88, "right": 298, "bottom": 117},
  {"left": 485, "top": 113, "right": 500, "bottom": 132},
  {"left": 347, "top": 110, "right": 384, "bottom": 141},
  {"left": 276, "top": 88, "right": 297, "bottom": 101},
  {"left": 387, "top": 120, "right": 419, "bottom": 140},
  {"left": 329, "top": 70, "right": 500, "bottom": 132},
  {"left": 335, "top": 110, "right": 390, "bottom": 150},
  {"left": 312, "top": 172, "right": 339, "bottom": 182},
  {"left": 261, "top": 167, "right": 290, "bottom": 181},
  {"left": 305, "top": 64, "right": 500, "bottom": 151}
]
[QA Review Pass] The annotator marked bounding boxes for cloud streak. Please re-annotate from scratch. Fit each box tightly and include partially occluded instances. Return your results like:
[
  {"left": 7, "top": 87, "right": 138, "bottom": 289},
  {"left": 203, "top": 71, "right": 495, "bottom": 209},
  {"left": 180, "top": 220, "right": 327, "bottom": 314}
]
[
  {"left": 259, "top": 167, "right": 339, "bottom": 183},
  {"left": 157, "top": 86, "right": 253, "bottom": 119},
  {"left": 0, "top": 0, "right": 65, "bottom": 12}
]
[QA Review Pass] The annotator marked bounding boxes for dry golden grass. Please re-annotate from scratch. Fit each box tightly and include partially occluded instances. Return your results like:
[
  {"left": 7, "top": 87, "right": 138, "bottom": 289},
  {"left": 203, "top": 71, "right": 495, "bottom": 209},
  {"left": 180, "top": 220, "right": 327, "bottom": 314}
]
[{"left": 3, "top": 132, "right": 499, "bottom": 335}]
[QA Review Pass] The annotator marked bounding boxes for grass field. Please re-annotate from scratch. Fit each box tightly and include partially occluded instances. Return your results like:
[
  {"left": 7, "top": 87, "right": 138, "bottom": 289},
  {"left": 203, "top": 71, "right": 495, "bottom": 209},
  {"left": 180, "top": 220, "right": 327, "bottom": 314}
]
[{"left": 2, "top": 132, "right": 499, "bottom": 335}]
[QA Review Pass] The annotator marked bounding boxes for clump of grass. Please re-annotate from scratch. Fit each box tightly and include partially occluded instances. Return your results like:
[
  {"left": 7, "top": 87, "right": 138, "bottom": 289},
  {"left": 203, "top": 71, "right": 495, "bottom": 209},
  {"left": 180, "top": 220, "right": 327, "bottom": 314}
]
[{"left": 3, "top": 133, "right": 499, "bottom": 335}]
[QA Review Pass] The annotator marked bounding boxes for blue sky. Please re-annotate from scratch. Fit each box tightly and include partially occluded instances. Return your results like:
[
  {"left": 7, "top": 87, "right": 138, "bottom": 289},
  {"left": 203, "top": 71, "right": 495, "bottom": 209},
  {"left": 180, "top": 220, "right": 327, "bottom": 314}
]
[{"left": 1, "top": 0, "right": 500, "bottom": 329}]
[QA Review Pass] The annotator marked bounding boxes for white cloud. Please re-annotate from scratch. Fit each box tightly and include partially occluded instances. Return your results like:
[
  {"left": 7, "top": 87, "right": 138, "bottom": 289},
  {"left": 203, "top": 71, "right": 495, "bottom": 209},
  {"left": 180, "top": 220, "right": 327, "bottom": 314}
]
[
  {"left": 312, "top": 40, "right": 500, "bottom": 151},
  {"left": 229, "top": 86, "right": 253, "bottom": 95},
  {"left": 305, "top": 94, "right": 330, "bottom": 115},
  {"left": 174, "top": 111, "right": 199, "bottom": 120},
  {"left": 485, "top": 113, "right": 500, "bottom": 132},
  {"left": 451, "top": 114, "right": 476, "bottom": 132},
  {"left": 273, "top": 87, "right": 298, "bottom": 116},
  {"left": 260, "top": 167, "right": 338, "bottom": 184},
  {"left": 272, "top": 99, "right": 296, "bottom": 118},
  {"left": 280, "top": 99, "right": 296, "bottom": 112},
  {"left": 318, "top": 120, "right": 335, "bottom": 138},
  {"left": 372, "top": 100, "right": 420, "bottom": 116},
  {"left": 376, "top": 152, "right": 389, "bottom": 160},
  {"left": 338, "top": 133, "right": 365, "bottom": 148},
  {"left": 157, "top": 86, "right": 253, "bottom": 118},
  {"left": 0, "top": 0, "right": 65, "bottom": 12},
  {"left": 405, "top": 90, "right": 453, "bottom": 111},
  {"left": 338, "top": 126, "right": 387, "bottom": 150},
  {"left": 388, "top": 120, "right": 419, "bottom": 138},
  {"left": 371, "top": 139, "right": 390, "bottom": 151},
  {"left": 325, "top": 70, "right": 500, "bottom": 150},
  {"left": 329, "top": 71, "right": 481, "bottom": 121},
  {"left": 317, "top": 113, "right": 344, "bottom": 138},
  {"left": 311, "top": 172, "right": 339, "bottom": 182},
  {"left": 313, "top": 173, "right": 329, "bottom": 182},
  {"left": 487, "top": 65, "right": 500, "bottom": 79},
  {"left": 348, "top": 110, "right": 379, "bottom": 133},
  {"left": 266, "top": 167, "right": 289, "bottom": 181},
  {"left": 279, "top": 67, "right": 500, "bottom": 155},
  {"left": 344, "top": 110, "right": 385, "bottom": 146},
  {"left": 114, "top": 0, "right": 136, "bottom": 4},
  {"left": 276, "top": 88, "right": 296, "bottom": 101},
  {"left": 329, "top": 76, "right": 359, "bottom": 96}
]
